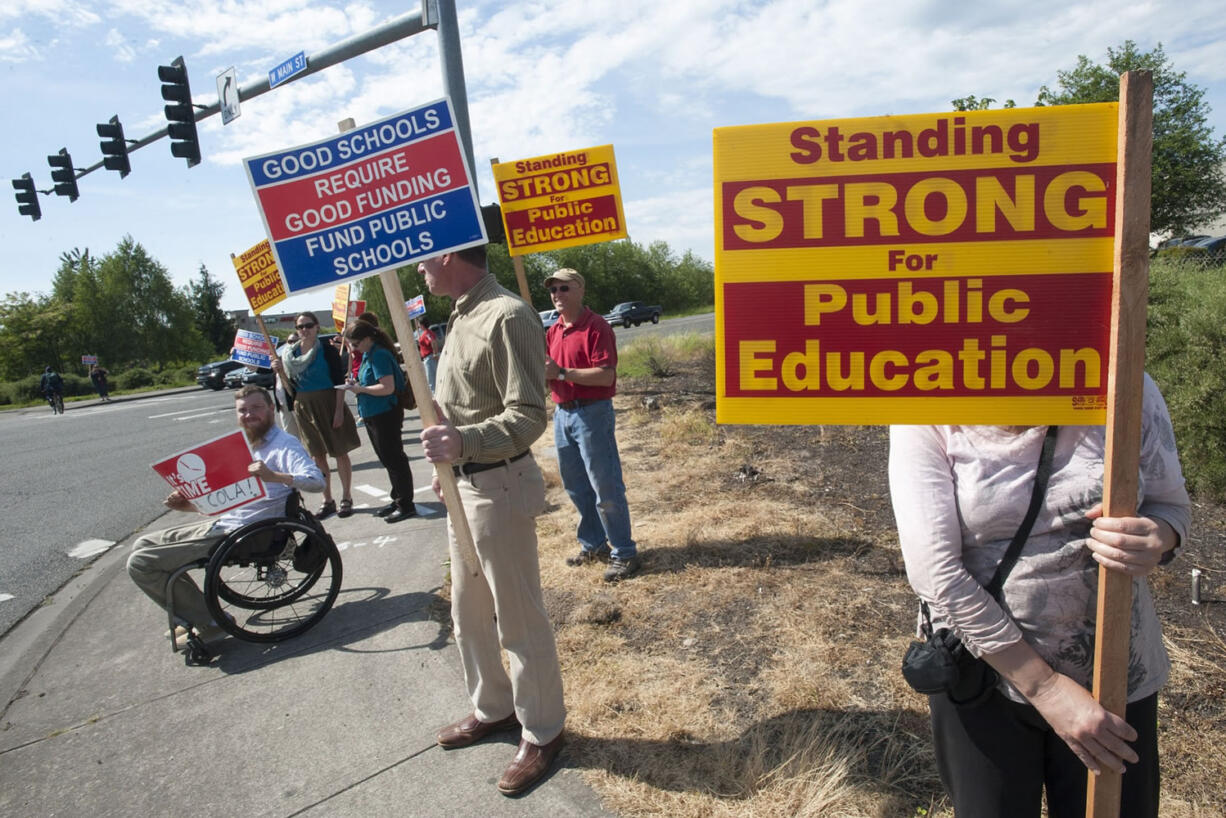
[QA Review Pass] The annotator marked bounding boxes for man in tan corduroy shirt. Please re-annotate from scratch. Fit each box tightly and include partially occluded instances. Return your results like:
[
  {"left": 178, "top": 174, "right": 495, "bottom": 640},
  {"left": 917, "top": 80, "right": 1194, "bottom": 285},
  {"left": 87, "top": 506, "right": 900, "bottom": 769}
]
[{"left": 418, "top": 244, "right": 566, "bottom": 796}]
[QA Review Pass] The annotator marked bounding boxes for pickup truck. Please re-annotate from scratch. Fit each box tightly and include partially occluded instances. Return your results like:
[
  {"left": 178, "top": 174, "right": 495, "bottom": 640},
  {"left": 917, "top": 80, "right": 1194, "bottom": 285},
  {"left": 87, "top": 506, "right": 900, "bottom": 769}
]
[{"left": 602, "top": 301, "right": 663, "bottom": 328}]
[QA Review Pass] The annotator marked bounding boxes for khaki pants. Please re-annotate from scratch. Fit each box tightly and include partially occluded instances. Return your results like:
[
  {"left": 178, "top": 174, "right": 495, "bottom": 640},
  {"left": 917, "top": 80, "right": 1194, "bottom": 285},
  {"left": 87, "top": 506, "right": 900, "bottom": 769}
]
[
  {"left": 447, "top": 455, "right": 566, "bottom": 745},
  {"left": 127, "top": 520, "right": 228, "bottom": 639}
]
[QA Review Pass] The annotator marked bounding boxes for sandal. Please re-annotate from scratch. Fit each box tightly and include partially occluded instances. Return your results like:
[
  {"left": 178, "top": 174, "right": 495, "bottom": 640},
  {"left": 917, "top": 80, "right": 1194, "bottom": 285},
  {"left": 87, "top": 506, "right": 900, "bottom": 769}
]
[
  {"left": 337, "top": 498, "right": 354, "bottom": 518},
  {"left": 317, "top": 499, "right": 337, "bottom": 519}
]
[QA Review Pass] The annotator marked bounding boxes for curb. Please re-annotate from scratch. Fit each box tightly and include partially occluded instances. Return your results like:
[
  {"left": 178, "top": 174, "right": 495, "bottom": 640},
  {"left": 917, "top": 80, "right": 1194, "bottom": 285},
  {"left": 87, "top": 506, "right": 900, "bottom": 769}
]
[{"left": 0, "top": 509, "right": 192, "bottom": 717}]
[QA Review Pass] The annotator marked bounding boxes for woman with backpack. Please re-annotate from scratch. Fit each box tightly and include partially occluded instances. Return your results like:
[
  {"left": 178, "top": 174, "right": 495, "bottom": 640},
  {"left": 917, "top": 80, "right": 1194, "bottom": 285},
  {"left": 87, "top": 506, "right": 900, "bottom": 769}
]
[{"left": 342, "top": 319, "right": 416, "bottom": 523}]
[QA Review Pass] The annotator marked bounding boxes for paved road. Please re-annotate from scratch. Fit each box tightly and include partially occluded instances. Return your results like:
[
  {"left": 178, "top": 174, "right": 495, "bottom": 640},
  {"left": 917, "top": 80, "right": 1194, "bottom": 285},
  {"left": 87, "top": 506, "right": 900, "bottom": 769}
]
[
  {"left": 610, "top": 311, "right": 713, "bottom": 340},
  {"left": 0, "top": 388, "right": 245, "bottom": 637}
]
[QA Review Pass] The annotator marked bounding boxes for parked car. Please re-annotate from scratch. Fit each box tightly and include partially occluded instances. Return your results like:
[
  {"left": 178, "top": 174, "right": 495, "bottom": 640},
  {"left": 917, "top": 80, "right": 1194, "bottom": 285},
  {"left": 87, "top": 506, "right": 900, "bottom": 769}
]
[
  {"left": 196, "top": 359, "right": 244, "bottom": 390},
  {"left": 1154, "top": 234, "right": 1210, "bottom": 256},
  {"left": 539, "top": 309, "right": 559, "bottom": 329},
  {"left": 602, "top": 301, "right": 663, "bottom": 328},
  {"left": 1190, "top": 235, "right": 1226, "bottom": 263},
  {"left": 240, "top": 367, "right": 277, "bottom": 388}
]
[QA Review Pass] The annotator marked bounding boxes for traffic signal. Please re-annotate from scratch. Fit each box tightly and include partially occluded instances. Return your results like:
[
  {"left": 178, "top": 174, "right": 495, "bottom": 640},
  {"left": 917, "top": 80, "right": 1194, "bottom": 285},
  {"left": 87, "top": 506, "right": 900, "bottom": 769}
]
[
  {"left": 481, "top": 203, "right": 506, "bottom": 244},
  {"left": 47, "top": 148, "right": 79, "bottom": 201},
  {"left": 96, "top": 115, "right": 131, "bottom": 178},
  {"left": 158, "top": 56, "right": 200, "bottom": 167},
  {"left": 12, "top": 173, "right": 41, "bottom": 221}
]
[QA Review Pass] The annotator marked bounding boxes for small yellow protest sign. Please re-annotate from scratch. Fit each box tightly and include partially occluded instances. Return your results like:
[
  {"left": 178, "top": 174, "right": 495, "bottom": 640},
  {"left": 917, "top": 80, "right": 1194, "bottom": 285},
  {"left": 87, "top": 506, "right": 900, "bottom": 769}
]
[
  {"left": 233, "top": 238, "right": 287, "bottom": 315},
  {"left": 493, "top": 144, "right": 628, "bottom": 256}
]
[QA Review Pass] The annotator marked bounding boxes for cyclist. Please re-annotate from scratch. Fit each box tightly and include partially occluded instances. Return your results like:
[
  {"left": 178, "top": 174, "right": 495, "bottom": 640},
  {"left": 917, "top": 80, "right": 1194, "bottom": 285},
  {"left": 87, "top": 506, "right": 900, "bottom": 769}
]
[{"left": 40, "top": 366, "right": 64, "bottom": 413}]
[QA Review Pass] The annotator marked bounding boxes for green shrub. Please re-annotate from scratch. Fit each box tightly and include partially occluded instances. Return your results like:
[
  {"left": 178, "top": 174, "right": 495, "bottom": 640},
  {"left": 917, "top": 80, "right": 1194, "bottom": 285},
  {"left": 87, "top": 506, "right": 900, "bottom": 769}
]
[
  {"left": 1147, "top": 256, "right": 1226, "bottom": 497},
  {"left": 619, "top": 333, "right": 714, "bottom": 379},
  {"left": 116, "top": 367, "right": 155, "bottom": 390},
  {"left": 61, "top": 373, "right": 90, "bottom": 398},
  {"left": 0, "top": 374, "right": 71, "bottom": 404},
  {"left": 155, "top": 368, "right": 187, "bottom": 386}
]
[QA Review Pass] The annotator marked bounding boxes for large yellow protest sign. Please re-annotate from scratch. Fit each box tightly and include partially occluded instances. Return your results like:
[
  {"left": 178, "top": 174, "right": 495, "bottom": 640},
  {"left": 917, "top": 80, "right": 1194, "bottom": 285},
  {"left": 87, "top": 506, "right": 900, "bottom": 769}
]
[
  {"left": 714, "top": 104, "right": 1118, "bottom": 425},
  {"left": 233, "top": 239, "right": 287, "bottom": 314},
  {"left": 493, "top": 144, "right": 628, "bottom": 256}
]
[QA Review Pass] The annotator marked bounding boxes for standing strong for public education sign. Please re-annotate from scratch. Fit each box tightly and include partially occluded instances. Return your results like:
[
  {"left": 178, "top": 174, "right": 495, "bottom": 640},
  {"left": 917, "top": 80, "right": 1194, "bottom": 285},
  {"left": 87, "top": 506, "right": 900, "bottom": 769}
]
[
  {"left": 244, "top": 98, "right": 486, "bottom": 295},
  {"left": 492, "top": 144, "right": 627, "bottom": 256},
  {"left": 714, "top": 104, "right": 1118, "bottom": 426}
]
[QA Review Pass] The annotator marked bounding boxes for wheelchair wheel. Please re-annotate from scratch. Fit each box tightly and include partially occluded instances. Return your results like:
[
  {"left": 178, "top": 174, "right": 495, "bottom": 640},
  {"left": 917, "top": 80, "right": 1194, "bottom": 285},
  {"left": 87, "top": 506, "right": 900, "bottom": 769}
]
[
  {"left": 212, "top": 519, "right": 327, "bottom": 609},
  {"left": 204, "top": 519, "right": 342, "bottom": 643}
]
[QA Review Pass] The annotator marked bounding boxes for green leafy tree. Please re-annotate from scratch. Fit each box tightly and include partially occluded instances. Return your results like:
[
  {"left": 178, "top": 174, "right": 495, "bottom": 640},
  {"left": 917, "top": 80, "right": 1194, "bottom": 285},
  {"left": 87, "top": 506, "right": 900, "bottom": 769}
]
[
  {"left": 354, "top": 238, "right": 714, "bottom": 334},
  {"left": 0, "top": 292, "right": 73, "bottom": 379},
  {"left": 188, "top": 265, "right": 237, "bottom": 354},
  {"left": 951, "top": 95, "right": 1016, "bottom": 110},
  {"left": 354, "top": 263, "right": 454, "bottom": 339},
  {"left": 84, "top": 236, "right": 209, "bottom": 368},
  {"left": 1036, "top": 41, "right": 1226, "bottom": 236}
]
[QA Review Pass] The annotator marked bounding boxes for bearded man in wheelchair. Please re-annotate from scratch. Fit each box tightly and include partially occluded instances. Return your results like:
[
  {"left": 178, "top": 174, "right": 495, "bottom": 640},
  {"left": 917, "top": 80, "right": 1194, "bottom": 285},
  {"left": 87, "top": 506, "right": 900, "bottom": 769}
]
[{"left": 127, "top": 386, "right": 326, "bottom": 656}]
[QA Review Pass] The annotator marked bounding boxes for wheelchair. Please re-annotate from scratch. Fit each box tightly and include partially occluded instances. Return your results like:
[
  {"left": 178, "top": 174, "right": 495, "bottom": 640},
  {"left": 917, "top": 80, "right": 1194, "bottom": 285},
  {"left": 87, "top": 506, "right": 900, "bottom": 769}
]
[{"left": 165, "top": 492, "right": 343, "bottom": 664}]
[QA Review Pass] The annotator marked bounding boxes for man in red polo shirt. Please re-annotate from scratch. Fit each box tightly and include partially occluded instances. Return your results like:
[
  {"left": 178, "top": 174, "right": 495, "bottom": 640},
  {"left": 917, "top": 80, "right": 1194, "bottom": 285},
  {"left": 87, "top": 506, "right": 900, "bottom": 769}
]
[{"left": 543, "top": 268, "right": 640, "bottom": 581}]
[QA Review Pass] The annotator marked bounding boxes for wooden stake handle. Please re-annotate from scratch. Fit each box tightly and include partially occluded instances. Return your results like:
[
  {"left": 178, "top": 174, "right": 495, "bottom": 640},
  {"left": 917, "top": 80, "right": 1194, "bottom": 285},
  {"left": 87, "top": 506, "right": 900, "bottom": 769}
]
[
  {"left": 1087, "top": 69, "right": 1153, "bottom": 818},
  {"left": 335, "top": 117, "right": 480, "bottom": 578}
]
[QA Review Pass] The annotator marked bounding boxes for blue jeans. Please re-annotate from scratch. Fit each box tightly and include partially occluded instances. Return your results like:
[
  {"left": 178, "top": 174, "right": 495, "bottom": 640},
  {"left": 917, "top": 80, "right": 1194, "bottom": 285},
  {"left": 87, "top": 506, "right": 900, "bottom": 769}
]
[
  {"left": 554, "top": 398, "right": 636, "bottom": 559},
  {"left": 423, "top": 355, "right": 438, "bottom": 392}
]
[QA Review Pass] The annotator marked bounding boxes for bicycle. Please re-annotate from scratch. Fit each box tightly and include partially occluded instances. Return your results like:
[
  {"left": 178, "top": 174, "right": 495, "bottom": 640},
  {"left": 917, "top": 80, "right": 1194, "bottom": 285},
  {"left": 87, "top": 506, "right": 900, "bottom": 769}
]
[{"left": 45, "top": 391, "right": 64, "bottom": 415}]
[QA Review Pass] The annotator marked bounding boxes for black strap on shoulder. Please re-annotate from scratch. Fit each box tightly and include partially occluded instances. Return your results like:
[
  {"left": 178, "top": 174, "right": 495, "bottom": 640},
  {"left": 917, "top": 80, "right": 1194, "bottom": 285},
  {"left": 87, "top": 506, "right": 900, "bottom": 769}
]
[
  {"left": 984, "top": 425, "right": 1059, "bottom": 600},
  {"left": 284, "top": 489, "right": 303, "bottom": 519}
]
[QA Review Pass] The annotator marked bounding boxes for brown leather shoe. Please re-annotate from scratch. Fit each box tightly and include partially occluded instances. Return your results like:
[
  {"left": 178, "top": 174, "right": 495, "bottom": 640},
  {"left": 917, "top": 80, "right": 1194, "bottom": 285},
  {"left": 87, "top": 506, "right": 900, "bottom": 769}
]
[
  {"left": 497, "top": 732, "right": 565, "bottom": 796},
  {"left": 436, "top": 712, "right": 520, "bottom": 749}
]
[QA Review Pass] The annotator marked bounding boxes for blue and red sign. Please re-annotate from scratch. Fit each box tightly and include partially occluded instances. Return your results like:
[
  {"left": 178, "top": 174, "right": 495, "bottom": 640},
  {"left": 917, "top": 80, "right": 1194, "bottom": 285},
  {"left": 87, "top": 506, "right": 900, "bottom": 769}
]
[
  {"left": 231, "top": 328, "right": 275, "bottom": 368},
  {"left": 244, "top": 98, "right": 487, "bottom": 295}
]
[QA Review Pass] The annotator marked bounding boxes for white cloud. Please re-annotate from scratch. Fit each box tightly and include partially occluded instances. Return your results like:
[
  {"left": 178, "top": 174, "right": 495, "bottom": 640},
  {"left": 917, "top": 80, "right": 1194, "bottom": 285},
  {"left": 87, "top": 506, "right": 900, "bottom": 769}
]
[
  {"left": 627, "top": 186, "right": 716, "bottom": 260},
  {"left": 0, "top": 29, "right": 41, "bottom": 62},
  {"left": 0, "top": 0, "right": 99, "bottom": 25},
  {"left": 105, "top": 28, "right": 138, "bottom": 63},
  {"left": 107, "top": 0, "right": 384, "bottom": 57}
]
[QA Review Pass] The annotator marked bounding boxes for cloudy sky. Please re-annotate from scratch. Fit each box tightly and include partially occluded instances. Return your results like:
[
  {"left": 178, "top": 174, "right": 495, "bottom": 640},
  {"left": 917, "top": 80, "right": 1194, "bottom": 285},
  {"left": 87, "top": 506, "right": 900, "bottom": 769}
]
[{"left": 2, "top": 0, "right": 1224, "bottom": 315}]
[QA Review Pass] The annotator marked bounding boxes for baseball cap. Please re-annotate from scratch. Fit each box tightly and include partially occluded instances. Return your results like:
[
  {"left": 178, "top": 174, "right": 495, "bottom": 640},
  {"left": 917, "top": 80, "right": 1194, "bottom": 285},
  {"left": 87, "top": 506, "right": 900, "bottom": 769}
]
[{"left": 544, "top": 268, "right": 584, "bottom": 288}]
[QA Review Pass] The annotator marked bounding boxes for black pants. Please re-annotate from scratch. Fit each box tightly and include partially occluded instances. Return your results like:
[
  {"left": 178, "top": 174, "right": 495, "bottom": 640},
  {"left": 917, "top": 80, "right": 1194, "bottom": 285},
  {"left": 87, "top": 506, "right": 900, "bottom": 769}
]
[
  {"left": 364, "top": 407, "right": 413, "bottom": 510},
  {"left": 929, "top": 689, "right": 1159, "bottom": 818}
]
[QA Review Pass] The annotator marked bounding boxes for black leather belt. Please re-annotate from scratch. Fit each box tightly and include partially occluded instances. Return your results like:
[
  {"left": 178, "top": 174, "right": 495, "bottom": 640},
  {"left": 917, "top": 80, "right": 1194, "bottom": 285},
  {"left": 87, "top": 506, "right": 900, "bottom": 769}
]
[
  {"left": 556, "top": 398, "right": 604, "bottom": 411},
  {"left": 453, "top": 450, "right": 529, "bottom": 477}
]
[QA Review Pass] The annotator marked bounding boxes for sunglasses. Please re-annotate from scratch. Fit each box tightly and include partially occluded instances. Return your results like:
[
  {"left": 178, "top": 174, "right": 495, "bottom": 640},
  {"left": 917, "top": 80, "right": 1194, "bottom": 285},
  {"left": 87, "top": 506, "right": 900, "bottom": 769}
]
[
  {"left": 548, "top": 285, "right": 570, "bottom": 294},
  {"left": 296, "top": 322, "right": 317, "bottom": 329}
]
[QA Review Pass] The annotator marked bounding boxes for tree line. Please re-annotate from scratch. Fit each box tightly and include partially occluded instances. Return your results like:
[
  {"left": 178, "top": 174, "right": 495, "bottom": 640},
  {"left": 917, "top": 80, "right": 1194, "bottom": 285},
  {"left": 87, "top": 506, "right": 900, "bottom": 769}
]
[
  {"left": 354, "top": 239, "right": 716, "bottom": 329},
  {"left": 0, "top": 235, "right": 235, "bottom": 382},
  {"left": 954, "top": 41, "right": 1226, "bottom": 237}
]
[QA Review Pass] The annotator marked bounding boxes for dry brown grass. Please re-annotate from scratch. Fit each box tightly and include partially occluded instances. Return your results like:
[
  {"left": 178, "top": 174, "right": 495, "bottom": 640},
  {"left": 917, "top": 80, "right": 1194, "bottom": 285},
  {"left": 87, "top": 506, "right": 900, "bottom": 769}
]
[{"left": 503, "top": 333, "right": 1226, "bottom": 817}]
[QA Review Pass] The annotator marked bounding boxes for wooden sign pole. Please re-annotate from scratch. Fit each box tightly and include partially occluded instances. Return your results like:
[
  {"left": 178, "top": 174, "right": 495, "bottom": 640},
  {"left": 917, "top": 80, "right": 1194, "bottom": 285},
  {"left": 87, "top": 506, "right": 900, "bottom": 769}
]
[
  {"left": 337, "top": 117, "right": 481, "bottom": 579},
  {"left": 1087, "top": 69, "right": 1153, "bottom": 818},
  {"left": 490, "top": 157, "right": 534, "bottom": 303}
]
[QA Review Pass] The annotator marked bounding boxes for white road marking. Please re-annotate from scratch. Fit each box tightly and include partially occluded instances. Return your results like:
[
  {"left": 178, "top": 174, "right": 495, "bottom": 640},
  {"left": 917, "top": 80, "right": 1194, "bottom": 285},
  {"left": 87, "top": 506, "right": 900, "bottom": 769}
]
[
  {"left": 413, "top": 485, "right": 435, "bottom": 496},
  {"left": 68, "top": 539, "right": 116, "bottom": 559},
  {"left": 174, "top": 410, "right": 233, "bottom": 421},
  {"left": 149, "top": 406, "right": 231, "bottom": 419},
  {"left": 355, "top": 484, "right": 388, "bottom": 498},
  {"left": 0, "top": 593, "right": 14, "bottom": 603}
]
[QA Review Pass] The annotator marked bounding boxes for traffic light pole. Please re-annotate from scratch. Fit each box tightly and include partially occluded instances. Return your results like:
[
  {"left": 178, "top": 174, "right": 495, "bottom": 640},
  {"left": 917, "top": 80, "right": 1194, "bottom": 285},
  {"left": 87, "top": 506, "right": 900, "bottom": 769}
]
[{"left": 15, "top": 0, "right": 479, "bottom": 208}]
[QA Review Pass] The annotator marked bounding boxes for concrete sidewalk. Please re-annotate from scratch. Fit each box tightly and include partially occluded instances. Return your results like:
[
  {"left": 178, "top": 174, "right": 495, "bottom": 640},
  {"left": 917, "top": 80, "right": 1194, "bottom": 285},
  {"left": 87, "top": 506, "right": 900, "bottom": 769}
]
[{"left": 0, "top": 415, "right": 609, "bottom": 817}]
